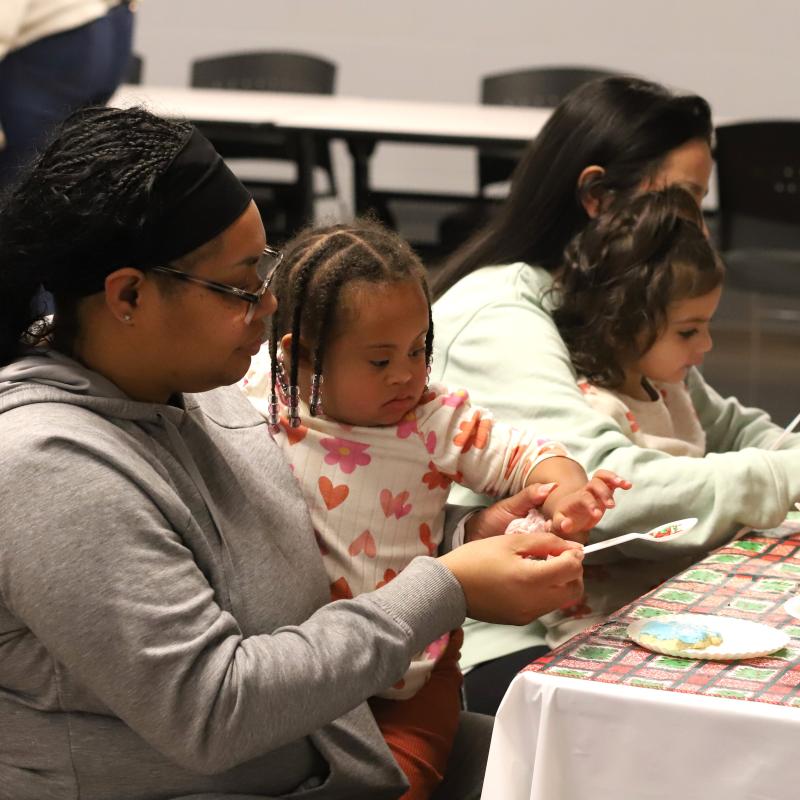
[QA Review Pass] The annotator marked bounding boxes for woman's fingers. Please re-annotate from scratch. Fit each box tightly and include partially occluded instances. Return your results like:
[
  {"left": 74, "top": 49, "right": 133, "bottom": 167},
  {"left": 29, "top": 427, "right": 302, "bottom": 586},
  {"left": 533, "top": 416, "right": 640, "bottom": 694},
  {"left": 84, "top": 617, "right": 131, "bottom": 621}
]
[
  {"left": 502, "top": 482, "right": 559, "bottom": 516},
  {"left": 440, "top": 532, "right": 584, "bottom": 625},
  {"left": 465, "top": 482, "right": 559, "bottom": 542},
  {"left": 510, "top": 529, "right": 584, "bottom": 557}
]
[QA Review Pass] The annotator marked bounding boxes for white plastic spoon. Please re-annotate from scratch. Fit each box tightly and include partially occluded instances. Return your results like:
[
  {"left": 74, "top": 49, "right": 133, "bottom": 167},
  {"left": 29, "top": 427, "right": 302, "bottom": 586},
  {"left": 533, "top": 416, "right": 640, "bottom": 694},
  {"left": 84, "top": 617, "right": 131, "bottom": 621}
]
[{"left": 583, "top": 517, "right": 698, "bottom": 555}]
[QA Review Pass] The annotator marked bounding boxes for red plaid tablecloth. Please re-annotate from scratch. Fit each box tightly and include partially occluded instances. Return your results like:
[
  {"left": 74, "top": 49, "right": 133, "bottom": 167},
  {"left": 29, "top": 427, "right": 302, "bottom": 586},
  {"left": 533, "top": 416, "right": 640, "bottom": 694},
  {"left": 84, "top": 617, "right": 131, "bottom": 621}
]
[{"left": 525, "top": 524, "right": 800, "bottom": 706}]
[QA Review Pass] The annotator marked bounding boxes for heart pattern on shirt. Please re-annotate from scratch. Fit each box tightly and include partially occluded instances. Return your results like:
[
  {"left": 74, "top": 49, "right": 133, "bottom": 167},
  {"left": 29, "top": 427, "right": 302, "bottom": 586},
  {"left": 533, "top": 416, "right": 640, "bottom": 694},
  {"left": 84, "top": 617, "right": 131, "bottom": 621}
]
[
  {"left": 279, "top": 415, "right": 308, "bottom": 445},
  {"left": 319, "top": 476, "right": 349, "bottom": 510},
  {"left": 348, "top": 529, "right": 377, "bottom": 558},
  {"left": 330, "top": 577, "right": 353, "bottom": 601},
  {"left": 504, "top": 444, "right": 524, "bottom": 480},
  {"left": 380, "top": 489, "right": 412, "bottom": 519},
  {"left": 419, "top": 523, "right": 436, "bottom": 556},
  {"left": 376, "top": 568, "right": 397, "bottom": 588}
]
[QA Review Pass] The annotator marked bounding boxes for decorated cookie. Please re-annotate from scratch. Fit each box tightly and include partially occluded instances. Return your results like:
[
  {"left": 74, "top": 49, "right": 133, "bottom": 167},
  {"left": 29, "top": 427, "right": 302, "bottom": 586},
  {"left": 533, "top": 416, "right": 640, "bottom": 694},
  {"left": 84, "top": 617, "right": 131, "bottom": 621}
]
[{"left": 639, "top": 619, "right": 723, "bottom": 654}]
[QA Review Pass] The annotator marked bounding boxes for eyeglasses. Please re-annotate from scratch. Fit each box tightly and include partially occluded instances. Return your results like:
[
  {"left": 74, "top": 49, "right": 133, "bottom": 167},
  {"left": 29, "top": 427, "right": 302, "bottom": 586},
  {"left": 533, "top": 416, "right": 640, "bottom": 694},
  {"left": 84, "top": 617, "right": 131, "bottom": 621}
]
[{"left": 150, "top": 245, "right": 283, "bottom": 324}]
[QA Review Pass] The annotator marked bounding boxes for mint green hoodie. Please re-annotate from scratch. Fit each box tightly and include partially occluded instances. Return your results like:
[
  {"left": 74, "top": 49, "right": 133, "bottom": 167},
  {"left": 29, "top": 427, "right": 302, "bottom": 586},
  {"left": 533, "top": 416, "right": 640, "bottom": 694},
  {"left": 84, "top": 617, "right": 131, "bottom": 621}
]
[{"left": 433, "top": 263, "right": 800, "bottom": 658}]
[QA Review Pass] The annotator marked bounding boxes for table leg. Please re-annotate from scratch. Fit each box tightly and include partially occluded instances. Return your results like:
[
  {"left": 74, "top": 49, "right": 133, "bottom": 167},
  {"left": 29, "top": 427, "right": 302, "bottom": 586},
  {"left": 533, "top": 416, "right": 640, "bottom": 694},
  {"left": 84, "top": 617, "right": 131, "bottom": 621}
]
[
  {"left": 347, "top": 138, "right": 377, "bottom": 216},
  {"left": 291, "top": 131, "right": 315, "bottom": 230}
]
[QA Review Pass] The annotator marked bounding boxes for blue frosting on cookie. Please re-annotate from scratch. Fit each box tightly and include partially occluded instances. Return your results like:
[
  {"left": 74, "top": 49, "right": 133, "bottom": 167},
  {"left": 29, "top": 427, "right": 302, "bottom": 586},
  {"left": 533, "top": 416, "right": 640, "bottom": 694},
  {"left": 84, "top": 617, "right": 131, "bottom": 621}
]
[{"left": 641, "top": 620, "right": 715, "bottom": 644}]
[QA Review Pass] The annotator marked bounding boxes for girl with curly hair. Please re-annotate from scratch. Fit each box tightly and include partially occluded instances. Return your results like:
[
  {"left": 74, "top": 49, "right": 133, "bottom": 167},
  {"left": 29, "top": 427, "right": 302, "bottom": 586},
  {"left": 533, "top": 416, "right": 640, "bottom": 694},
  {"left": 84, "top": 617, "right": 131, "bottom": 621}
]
[{"left": 554, "top": 185, "right": 725, "bottom": 456}]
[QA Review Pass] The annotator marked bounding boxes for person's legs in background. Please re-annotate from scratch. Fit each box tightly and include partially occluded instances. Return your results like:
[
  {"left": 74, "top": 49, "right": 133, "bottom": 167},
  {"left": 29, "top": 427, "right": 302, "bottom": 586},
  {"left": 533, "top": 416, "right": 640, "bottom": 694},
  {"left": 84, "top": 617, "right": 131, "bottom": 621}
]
[
  {"left": 431, "top": 711, "right": 494, "bottom": 800},
  {"left": 0, "top": 3, "right": 134, "bottom": 188},
  {"left": 463, "top": 645, "right": 549, "bottom": 716}
]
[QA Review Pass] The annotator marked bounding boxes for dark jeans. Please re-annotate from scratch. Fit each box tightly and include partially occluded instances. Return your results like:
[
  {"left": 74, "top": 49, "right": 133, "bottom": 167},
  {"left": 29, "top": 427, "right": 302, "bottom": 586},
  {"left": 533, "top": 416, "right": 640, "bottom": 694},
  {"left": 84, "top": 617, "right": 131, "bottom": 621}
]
[
  {"left": 0, "top": 3, "right": 134, "bottom": 187},
  {"left": 431, "top": 711, "right": 494, "bottom": 800},
  {"left": 463, "top": 645, "right": 550, "bottom": 716}
]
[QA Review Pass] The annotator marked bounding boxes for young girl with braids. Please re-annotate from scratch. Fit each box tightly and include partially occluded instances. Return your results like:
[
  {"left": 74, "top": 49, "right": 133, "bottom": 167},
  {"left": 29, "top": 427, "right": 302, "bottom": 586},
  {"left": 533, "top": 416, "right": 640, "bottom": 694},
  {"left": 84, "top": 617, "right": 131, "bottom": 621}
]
[
  {"left": 241, "top": 218, "right": 629, "bottom": 800},
  {"left": 553, "top": 185, "right": 725, "bottom": 457}
]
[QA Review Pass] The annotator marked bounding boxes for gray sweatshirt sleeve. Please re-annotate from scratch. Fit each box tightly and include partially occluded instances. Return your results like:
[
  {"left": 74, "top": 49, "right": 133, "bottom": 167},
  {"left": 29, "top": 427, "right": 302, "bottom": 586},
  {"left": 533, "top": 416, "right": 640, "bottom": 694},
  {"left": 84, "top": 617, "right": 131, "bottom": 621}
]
[{"left": 0, "top": 419, "right": 465, "bottom": 774}]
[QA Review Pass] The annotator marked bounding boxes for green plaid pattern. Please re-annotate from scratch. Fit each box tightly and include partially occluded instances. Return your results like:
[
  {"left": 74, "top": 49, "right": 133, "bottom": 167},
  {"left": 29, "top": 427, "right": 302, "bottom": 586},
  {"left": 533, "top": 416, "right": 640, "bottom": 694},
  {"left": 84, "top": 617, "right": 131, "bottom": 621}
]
[{"left": 524, "top": 527, "right": 800, "bottom": 706}]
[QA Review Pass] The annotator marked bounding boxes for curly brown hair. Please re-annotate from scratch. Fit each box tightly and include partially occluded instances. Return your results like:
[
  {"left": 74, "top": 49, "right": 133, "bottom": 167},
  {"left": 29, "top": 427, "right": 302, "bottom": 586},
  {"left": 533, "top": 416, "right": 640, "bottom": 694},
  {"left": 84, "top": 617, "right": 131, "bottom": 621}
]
[{"left": 552, "top": 186, "right": 725, "bottom": 389}]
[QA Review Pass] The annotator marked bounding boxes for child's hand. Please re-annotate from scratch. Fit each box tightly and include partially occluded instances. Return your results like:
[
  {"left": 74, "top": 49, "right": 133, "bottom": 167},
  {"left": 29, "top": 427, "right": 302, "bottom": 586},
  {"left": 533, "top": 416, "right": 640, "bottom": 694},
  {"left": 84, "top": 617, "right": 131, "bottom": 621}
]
[{"left": 549, "top": 470, "right": 631, "bottom": 541}]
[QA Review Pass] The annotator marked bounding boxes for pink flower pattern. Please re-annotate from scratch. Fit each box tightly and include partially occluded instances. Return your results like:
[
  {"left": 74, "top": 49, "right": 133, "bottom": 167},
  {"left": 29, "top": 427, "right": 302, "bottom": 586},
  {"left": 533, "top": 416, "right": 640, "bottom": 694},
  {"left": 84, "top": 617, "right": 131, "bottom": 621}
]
[
  {"left": 396, "top": 410, "right": 419, "bottom": 439},
  {"left": 625, "top": 411, "right": 640, "bottom": 433},
  {"left": 263, "top": 379, "right": 571, "bottom": 701},
  {"left": 440, "top": 389, "right": 468, "bottom": 408},
  {"left": 423, "top": 633, "right": 450, "bottom": 661},
  {"left": 320, "top": 436, "right": 371, "bottom": 473}
]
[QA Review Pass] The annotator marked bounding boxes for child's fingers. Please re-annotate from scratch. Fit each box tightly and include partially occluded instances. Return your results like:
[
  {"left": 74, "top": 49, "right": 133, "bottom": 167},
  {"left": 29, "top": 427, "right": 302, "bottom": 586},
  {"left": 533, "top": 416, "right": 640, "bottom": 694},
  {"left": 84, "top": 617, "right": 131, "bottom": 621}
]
[
  {"left": 586, "top": 477, "right": 616, "bottom": 508},
  {"left": 571, "top": 491, "right": 604, "bottom": 520},
  {"left": 593, "top": 469, "right": 632, "bottom": 491},
  {"left": 551, "top": 511, "right": 592, "bottom": 544},
  {"left": 552, "top": 512, "right": 570, "bottom": 534}
]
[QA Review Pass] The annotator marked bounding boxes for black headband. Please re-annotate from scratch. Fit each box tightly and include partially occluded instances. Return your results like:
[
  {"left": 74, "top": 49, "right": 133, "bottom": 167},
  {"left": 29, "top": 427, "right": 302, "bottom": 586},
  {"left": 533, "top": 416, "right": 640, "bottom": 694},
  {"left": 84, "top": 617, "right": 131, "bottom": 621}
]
[
  {"left": 45, "top": 126, "right": 252, "bottom": 295},
  {"left": 138, "top": 126, "right": 253, "bottom": 265}
]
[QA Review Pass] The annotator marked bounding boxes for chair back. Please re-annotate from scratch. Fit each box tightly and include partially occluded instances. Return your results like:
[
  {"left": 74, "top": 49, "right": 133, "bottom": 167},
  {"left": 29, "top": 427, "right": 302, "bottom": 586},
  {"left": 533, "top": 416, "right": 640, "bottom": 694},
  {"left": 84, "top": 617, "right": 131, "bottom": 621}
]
[
  {"left": 126, "top": 53, "right": 143, "bottom": 84},
  {"left": 191, "top": 51, "right": 335, "bottom": 94},
  {"left": 715, "top": 121, "right": 800, "bottom": 251},
  {"left": 189, "top": 50, "right": 337, "bottom": 189},
  {"left": 479, "top": 65, "right": 620, "bottom": 190}
]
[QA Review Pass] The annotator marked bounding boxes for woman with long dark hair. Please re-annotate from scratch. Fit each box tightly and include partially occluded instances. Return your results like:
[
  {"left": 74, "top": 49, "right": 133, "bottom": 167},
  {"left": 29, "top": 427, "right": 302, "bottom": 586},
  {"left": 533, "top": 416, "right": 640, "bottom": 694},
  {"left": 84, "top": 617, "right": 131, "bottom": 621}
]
[{"left": 432, "top": 76, "right": 800, "bottom": 714}]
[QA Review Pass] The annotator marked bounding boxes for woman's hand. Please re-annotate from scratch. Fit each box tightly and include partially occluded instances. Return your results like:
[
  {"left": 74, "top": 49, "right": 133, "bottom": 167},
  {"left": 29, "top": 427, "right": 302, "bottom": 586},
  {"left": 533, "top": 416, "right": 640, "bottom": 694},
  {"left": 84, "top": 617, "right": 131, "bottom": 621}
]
[
  {"left": 439, "top": 531, "right": 584, "bottom": 625},
  {"left": 463, "top": 482, "right": 558, "bottom": 543}
]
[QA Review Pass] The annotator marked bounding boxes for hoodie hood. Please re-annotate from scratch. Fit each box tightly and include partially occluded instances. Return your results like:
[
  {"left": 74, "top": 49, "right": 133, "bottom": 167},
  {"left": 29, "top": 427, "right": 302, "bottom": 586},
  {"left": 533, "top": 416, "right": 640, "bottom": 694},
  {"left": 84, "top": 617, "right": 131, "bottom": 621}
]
[{"left": 0, "top": 349, "right": 183, "bottom": 425}]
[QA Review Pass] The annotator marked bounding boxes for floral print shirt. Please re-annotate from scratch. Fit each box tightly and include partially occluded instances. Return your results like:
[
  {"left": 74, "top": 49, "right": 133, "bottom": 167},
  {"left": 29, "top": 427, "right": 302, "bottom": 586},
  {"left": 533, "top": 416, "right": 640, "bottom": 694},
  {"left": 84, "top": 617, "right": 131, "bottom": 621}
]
[{"left": 242, "top": 353, "right": 569, "bottom": 698}]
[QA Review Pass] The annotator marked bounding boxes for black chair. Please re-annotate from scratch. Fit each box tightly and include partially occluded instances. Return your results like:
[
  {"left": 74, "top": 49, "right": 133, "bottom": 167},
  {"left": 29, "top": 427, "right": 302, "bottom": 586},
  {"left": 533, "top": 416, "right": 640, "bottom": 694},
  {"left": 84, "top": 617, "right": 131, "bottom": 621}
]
[
  {"left": 716, "top": 121, "right": 800, "bottom": 253},
  {"left": 126, "top": 53, "right": 143, "bottom": 84},
  {"left": 706, "top": 120, "right": 800, "bottom": 417},
  {"left": 190, "top": 51, "right": 338, "bottom": 238},
  {"left": 477, "top": 66, "right": 620, "bottom": 192}
]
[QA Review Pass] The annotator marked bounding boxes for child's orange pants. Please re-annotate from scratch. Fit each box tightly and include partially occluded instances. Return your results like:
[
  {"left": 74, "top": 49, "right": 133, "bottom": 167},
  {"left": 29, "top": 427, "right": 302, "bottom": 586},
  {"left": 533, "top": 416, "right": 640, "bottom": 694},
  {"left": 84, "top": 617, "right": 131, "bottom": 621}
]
[{"left": 369, "top": 627, "right": 464, "bottom": 800}]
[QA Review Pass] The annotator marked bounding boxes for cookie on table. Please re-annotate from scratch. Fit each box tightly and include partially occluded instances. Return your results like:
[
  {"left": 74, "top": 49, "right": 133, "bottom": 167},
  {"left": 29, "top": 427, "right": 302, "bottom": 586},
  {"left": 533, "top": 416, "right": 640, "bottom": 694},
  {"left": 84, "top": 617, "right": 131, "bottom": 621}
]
[{"left": 639, "top": 619, "right": 723, "bottom": 654}]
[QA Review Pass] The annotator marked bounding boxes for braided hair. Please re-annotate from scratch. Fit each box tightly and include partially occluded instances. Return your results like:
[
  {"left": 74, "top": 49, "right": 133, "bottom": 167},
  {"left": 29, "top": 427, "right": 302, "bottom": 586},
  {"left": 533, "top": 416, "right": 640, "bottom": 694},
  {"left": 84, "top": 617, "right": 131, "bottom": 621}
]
[
  {"left": 267, "top": 218, "right": 433, "bottom": 427},
  {"left": 0, "top": 106, "right": 193, "bottom": 367},
  {"left": 552, "top": 186, "right": 725, "bottom": 389}
]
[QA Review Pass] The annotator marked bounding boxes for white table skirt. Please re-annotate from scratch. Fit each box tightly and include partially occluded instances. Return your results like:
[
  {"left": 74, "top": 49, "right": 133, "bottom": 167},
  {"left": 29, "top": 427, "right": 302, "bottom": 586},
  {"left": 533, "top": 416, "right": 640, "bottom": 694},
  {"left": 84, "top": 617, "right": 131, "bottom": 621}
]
[{"left": 482, "top": 671, "right": 800, "bottom": 800}]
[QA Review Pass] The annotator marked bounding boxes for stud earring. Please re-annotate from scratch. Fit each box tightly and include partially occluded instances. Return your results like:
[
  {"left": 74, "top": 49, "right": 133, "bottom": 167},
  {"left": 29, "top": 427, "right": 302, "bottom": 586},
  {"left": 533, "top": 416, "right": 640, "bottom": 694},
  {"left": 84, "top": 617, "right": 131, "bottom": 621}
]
[{"left": 122, "top": 313, "right": 132, "bottom": 323}]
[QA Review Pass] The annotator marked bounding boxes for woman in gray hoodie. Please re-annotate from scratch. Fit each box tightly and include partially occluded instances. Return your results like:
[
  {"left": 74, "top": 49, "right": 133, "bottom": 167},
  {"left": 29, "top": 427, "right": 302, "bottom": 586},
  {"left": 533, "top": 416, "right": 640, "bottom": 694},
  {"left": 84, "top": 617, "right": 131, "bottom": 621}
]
[{"left": 0, "top": 105, "right": 584, "bottom": 800}]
